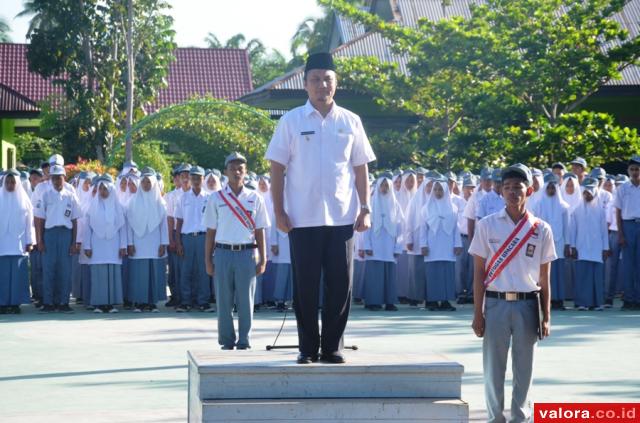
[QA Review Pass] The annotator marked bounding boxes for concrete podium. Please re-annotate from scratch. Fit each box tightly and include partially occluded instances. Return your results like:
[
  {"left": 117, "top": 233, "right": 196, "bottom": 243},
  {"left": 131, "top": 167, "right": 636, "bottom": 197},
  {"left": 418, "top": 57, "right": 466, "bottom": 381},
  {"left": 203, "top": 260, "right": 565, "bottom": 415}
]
[{"left": 188, "top": 350, "right": 468, "bottom": 422}]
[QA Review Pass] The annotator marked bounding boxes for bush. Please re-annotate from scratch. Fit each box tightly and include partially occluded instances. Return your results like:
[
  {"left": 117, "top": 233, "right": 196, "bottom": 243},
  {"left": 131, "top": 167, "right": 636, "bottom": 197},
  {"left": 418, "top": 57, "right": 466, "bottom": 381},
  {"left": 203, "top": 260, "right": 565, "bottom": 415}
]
[{"left": 13, "top": 132, "right": 61, "bottom": 168}]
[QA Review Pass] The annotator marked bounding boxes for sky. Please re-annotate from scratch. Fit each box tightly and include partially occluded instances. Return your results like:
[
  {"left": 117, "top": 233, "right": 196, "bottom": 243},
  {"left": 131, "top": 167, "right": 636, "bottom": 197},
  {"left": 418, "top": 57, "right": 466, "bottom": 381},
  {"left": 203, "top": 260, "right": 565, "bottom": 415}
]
[{"left": 1, "top": 0, "right": 325, "bottom": 58}]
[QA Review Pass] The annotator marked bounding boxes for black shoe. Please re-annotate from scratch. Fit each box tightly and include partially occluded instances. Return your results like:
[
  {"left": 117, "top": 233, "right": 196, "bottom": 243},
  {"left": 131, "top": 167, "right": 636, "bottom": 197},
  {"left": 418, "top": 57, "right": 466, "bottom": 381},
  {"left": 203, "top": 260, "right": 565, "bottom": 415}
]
[
  {"left": 0, "top": 306, "right": 6, "bottom": 314},
  {"left": 57, "top": 304, "right": 75, "bottom": 313},
  {"left": 276, "top": 302, "right": 286, "bottom": 311},
  {"left": 456, "top": 296, "right": 466, "bottom": 305},
  {"left": 165, "top": 297, "right": 178, "bottom": 307},
  {"left": 440, "top": 301, "right": 456, "bottom": 311},
  {"left": 385, "top": 304, "right": 398, "bottom": 311},
  {"left": 221, "top": 345, "right": 235, "bottom": 350},
  {"left": 236, "top": 345, "right": 251, "bottom": 350},
  {"left": 296, "top": 353, "right": 318, "bottom": 364},
  {"left": 176, "top": 305, "right": 189, "bottom": 312},
  {"left": 11, "top": 306, "right": 21, "bottom": 314},
  {"left": 353, "top": 298, "right": 363, "bottom": 305},
  {"left": 621, "top": 301, "right": 634, "bottom": 311},
  {"left": 320, "top": 352, "right": 346, "bottom": 364},
  {"left": 39, "top": 304, "right": 55, "bottom": 313},
  {"left": 365, "top": 304, "right": 382, "bottom": 311}
]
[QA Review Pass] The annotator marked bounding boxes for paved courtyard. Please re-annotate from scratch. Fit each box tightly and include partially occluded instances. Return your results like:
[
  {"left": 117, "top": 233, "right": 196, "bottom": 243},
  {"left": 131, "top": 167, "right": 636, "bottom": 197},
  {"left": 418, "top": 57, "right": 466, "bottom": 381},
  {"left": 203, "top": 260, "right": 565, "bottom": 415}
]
[{"left": 1, "top": 301, "right": 639, "bottom": 422}]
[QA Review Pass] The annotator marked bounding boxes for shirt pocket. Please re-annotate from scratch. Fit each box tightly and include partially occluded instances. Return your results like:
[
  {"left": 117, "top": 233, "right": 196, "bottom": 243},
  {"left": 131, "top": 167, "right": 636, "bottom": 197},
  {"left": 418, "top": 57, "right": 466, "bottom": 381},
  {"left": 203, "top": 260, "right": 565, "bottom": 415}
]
[{"left": 333, "top": 131, "right": 354, "bottom": 164}]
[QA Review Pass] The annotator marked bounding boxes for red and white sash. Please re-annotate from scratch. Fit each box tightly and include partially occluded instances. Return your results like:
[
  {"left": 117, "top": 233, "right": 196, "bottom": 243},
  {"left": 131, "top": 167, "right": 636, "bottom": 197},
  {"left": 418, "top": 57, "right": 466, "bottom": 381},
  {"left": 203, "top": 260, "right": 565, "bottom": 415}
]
[
  {"left": 218, "top": 190, "right": 256, "bottom": 232},
  {"left": 484, "top": 211, "right": 540, "bottom": 287}
]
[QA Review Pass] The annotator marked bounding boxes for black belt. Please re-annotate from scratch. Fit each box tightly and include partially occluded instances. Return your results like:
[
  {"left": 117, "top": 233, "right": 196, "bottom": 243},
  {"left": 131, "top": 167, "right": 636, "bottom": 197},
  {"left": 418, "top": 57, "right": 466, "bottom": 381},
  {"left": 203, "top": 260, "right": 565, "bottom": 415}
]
[
  {"left": 215, "top": 243, "right": 257, "bottom": 251},
  {"left": 623, "top": 219, "right": 640, "bottom": 223},
  {"left": 45, "top": 226, "right": 71, "bottom": 231},
  {"left": 486, "top": 291, "right": 538, "bottom": 301},
  {"left": 185, "top": 231, "right": 206, "bottom": 237},
  {"left": 461, "top": 234, "right": 469, "bottom": 238}
]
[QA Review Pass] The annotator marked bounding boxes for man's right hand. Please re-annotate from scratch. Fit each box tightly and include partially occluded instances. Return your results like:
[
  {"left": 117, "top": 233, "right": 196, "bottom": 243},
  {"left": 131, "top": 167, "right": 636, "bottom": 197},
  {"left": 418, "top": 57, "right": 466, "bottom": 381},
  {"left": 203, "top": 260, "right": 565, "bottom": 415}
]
[
  {"left": 271, "top": 245, "right": 279, "bottom": 256},
  {"left": 168, "top": 241, "right": 176, "bottom": 253},
  {"left": 618, "top": 233, "right": 627, "bottom": 248},
  {"left": 37, "top": 242, "right": 45, "bottom": 253},
  {"left": 205, "top": 260, "right": 214, "bottom": 277},
  {"left": 276, "top": 211, "right": 292, "bottom": 233},
  {"left": 472, "top": 312, "right": 485, "bottom": 338},
  {"left": 176, "top": 243, "right": 184, "bottom": 257}
]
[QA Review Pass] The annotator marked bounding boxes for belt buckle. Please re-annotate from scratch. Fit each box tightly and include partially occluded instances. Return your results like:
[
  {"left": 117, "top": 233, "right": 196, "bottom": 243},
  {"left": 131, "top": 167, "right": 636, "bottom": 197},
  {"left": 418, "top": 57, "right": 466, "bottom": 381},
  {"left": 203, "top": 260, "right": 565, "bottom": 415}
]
[
  {"left": 231, "top": 244, "right": 241, "bottom": 252},
  {"left": 505, "top": 292, "right": 518, "bottom": 301},
  {"left": 192, "top": 232, "right": 198, "bottom": 237}
]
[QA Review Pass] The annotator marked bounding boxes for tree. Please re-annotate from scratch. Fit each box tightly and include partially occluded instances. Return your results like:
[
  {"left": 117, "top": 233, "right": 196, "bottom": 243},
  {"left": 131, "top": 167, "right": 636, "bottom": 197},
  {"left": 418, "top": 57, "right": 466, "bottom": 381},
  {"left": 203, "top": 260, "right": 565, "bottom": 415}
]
[
  {"left": 204, "top": 32, "right": 288, "bottom": 88},
  {"left": 320, "top": 0, "right": 640, "bottom": 169},
  {"left": 0, "top": 16, "right": 11, "bottom": 42},
  {"left": 23, "top": 0, "right": 176, "bottom": 162}
]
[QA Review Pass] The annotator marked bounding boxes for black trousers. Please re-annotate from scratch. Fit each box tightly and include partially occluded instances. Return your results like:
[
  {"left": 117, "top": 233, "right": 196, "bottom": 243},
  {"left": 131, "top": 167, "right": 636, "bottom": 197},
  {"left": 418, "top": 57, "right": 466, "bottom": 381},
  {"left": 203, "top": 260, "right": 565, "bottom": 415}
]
[{"left": 289, "top": 225, "right": 354, "bottom": 355}]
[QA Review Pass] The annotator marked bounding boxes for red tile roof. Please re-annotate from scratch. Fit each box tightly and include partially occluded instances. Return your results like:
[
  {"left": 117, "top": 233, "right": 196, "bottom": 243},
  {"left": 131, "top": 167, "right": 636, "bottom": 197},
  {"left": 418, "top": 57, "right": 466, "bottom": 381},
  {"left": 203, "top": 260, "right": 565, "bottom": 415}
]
[{"left": 0, "top": 43, "right": 253, "bottom": 115}]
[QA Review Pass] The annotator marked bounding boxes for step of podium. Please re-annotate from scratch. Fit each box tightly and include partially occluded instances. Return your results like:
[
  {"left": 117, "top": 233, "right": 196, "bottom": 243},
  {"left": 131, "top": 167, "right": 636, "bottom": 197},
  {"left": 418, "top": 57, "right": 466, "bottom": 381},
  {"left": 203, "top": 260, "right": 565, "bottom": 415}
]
[
  {"left": 198, "top": 398, "right": 469, "bottom": 422},
  {"left": 188, "top": 350, "right": 467, "bottom": 422}
]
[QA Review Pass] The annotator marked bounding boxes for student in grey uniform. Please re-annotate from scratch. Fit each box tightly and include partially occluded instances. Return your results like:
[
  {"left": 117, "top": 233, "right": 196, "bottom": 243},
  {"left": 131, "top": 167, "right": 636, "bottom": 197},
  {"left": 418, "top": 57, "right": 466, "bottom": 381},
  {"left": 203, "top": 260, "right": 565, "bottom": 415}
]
[
  {"left": 470, "top": 164, "right": 555, "bottom": 423},
  {"left": 0, "top": 169, "right": 35, "bottom": 314},
  {"left": 614, "top": 155, "right": 640, "bottom": 310},
  {"left": 569, "top": 178, "right": 609, "bottom": 311},
  {"left": 605, "top": 174, "right": 628, "bottom": 306},
  {"left": 271, "top": 222, "right": 294, "bottom": 311},
  {"left": 420, "top": 179, "right": 462, "bottom": 311},
  {"left": 28, "top": 168, "right": 45, "bottom": 305},
  {"left": 166, "top": 164, "right": 191, "bottom": 307},
  {"left": 363, "top": 174, "right": 403, "bottom": 311},
  {"left": 33, "top": 165, "right": 81, "bottom": 313},
  {"left": 126, "top": 167, "right": 169, "bottom": 312},
  {"left": 204, "top": 152, "right": 269, "bottom": 350},
  {"left": 457, "top": 175, "right": 475, "bottom": 304},
  {"left": 83, "top": 175, "right": 127, "bottom": 313},
  {"left": 175, "top": 166, "right": 212, "bottom": 312}
]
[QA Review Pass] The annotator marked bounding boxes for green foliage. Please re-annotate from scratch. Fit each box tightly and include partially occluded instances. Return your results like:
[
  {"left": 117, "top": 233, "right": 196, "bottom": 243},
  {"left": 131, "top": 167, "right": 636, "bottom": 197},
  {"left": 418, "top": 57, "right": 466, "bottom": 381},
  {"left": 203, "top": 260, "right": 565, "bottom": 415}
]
[
  {"left": 322, "top": 0, "right": 640, "bottom": 168},
  {"left": 13, "top": 132, "right": 61, "bottom": 167},
  {"left": 23, "top": 0, "right": 176, "bottom": 162},
  {"left": 110, "top": 98, "right": 275, "bottom": 173},
  {"left": 0, "top": 16, "right": 11, "bottom": 42},
  {"left": 111, "top": 140, "right": 172, "bottom": 180}
]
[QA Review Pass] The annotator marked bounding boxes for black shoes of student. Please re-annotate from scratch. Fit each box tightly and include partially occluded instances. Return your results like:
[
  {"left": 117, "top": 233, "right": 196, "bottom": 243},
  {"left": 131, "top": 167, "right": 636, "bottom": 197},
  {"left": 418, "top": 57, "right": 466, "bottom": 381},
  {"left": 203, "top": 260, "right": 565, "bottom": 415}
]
[
  {"left": 39, "top": 304, "right": 55, "bottom": 313},
  {"left": 57, "top": 304, "right": 74, "bottom": 313},
  {"left": 439, "top": 301, "right": 456, "bottom": 311},
  {"left": 221, "top": 345, "right": 235, "bottom": 350},
  {"left": 320, "top": 352, "right": 346, "bottom": 364},
  {"left": 385, "top": 304, "right": 398, "bottom": 311},
  {"left": 365, "top": 304, "right": 382, "bottom": 311},
  {"left": 296, "top": 353, "right": 319, "bottom": 364},
  {"left": 236, "top": 345, "right": 251, "bottom": 350}
]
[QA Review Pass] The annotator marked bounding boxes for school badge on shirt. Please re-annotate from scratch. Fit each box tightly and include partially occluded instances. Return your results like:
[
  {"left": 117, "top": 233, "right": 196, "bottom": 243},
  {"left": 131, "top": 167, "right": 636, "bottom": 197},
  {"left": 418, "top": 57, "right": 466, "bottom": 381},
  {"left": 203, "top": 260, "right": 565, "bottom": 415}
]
[{"left": 526, "top": 243, "right": 536, "bottom": 257}]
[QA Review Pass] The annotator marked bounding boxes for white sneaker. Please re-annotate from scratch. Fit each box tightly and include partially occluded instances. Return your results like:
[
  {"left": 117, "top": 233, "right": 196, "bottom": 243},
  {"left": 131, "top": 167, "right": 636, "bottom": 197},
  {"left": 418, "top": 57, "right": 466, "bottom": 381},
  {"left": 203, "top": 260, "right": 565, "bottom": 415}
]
[
  {"left": 109, "top": 308, "right": 119, "bottom": 314},
  {"left": 577, "top": 306, "right": 588, "bottom": 311},
  {"left": 133, "top": 308, "right": 142, "bottom": 313},
  {"left": 594, "top": 306, "right": 604, "bottom": 311},
  {"left": 93, "top": 308, "right": 103, "bottom": 314},
  {"left": 151, "top": 308, "right": 159, "bottom": 313}
]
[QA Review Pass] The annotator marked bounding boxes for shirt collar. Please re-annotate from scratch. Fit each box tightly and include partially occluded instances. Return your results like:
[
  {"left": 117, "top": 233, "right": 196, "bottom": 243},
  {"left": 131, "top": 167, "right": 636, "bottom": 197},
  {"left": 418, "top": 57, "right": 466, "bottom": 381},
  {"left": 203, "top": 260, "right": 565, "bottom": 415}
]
[
  {"left": 304, "top": 99, "right": 338, "bottom": 118},
  {"left": 225, "top": 184, "right": 246, "bottom": 198}
]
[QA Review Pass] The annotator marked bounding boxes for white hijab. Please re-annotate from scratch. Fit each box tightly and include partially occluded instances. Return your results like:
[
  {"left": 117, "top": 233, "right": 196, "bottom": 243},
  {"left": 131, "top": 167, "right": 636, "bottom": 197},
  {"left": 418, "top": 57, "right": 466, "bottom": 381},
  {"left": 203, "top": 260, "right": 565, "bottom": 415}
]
[
  {"left": 561, "top": 175, "right": 582, "bottom": 214},
  {"left": 77, "top": 176, "right": 94, "bottom": 214},
  {"left": 396, "top": 173, "right": 417, "bottom": 210},
  {"left": 421, "top": 180, "right": 458, "bottom": 236},
  {"left": 406, "top": 178, "right": 432, "bottom": 236},
  {"left": 573, "top": 187, "right": 603, "bottom": 245},
  {"left": 204, "top": 173, "right": 222, "bottom": 194},
  {"left": 116, "top": 175, "right": 139, "bottom": 207},
  {"left": 0, "top": 173, "right": 32, "bottom": 238},
  {"left": 372, "top": 177, "right": 403, "bottom": 237},
  {"left": 532, "top": 181, "right": 569, "bottom": 240},
  {"left": 88, "top": 180, "right": 126, "bottom": 240},
  {"left": 127, "top": 175, "right": 166, "bottom": 238}
]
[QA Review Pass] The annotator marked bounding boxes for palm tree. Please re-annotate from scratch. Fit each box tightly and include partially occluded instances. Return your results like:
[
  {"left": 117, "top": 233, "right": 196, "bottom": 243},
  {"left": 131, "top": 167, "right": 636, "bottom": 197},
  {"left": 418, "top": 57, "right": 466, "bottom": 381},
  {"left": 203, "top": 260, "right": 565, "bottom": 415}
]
[
  {"left": 15, "top": 0, "right": 56, "bottom": 37},
  {"left": 204, "top": 32, "right": 222, "bottom": 48},
  {"left": 0, "top": 17, "right": 11, "bottom": 42}
]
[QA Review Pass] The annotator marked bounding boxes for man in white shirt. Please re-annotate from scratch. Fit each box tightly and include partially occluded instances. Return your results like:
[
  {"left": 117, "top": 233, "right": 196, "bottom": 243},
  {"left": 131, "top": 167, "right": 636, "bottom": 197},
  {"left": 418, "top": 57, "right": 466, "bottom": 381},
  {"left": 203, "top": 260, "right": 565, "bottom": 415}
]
[
  {"left": 615, "top": 155, "right": 640, "bottom": 310},
  {"left": 469, "top": 164, "right": 556, "bottom": 423},
  {"left": 266, "top": 52, "right": 376, "bottom": 364},
  {"left": 175, "top": 166, "right": 210, "bottom": 312},
  {"left": 476, "top": 169, "right": 505, "bottom": 221},
  {"left": 33, "top": 165, "right": 81, "bottom": 313},
  {"left": 166, "top": 164, "right": 191, "bottom": 307},
  {"left": 203, "top": 152, "right": 269, "bottom": 350}
]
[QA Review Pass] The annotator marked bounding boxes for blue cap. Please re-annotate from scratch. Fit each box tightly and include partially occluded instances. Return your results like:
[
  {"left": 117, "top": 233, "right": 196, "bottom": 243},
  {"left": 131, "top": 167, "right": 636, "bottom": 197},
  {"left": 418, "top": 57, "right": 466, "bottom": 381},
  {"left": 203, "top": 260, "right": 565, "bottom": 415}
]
[
  {"left": 29, "top": 168, "right": 44, "bottom": 177},
  {"left": 444, "top": 171, "right": 457, "bottom": 181},
  {"left": 480, "top": 167, "right": 493, "bottom": 180},
  {"left": 552, "top": 162, "right": 566, "bottom": 171},
  {"left": 544, "top": 173, "right": 559, "bottom": 184},
  {"left": 531, "top": 168, "right": 543, "bottom": 177},
  {"left": 589, "top": 167, "right": 606, "bottom": 179},
  {"left": 570, "top": 157, "right": 587, "bottom": 168},
  {"left": 463, "top": 175, "right": 476, "bottom": 187},
  {"left": 629, "top": 155, "right": 640, "bottom": 166},
  {"left": 98, "top": 173, "right": 114, "bottom": 184},
  {"left": 416, "top": 167, "right": 428, "bottom": 175},
  {"left": 615, "top": 174, "right": 630, "bottom": 184},
  {"left": 491, "top": 168, "right": 503, "bottom": 182},
  {"left": 177, "top": 163, "right": 192, "bottom": 174},
  {"left": 141, "top": 166, "right": 156, "bottom": 177},
  {"left": 502, "top": 163, "right": 533, "bottom": 186},
  {"left": 189, "top": 166, "right": 205, "bottom": 176},
  {"left": 225, "top": 152, "right": 248, "bottom": 167}
]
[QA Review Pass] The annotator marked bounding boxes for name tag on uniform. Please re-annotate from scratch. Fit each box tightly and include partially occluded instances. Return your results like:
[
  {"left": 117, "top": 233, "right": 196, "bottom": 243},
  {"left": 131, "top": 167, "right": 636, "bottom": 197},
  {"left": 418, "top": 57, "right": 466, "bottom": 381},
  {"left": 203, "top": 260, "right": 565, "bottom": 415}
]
[
  {"left": 526, "top": 243, "right": 536, "bottom": 257},
  {"left": 64, "top": 209, "right": 71, "bottom": 218},
  {"left": 300, "top": 131, "right": 315, "bottom": 135},
  {"left": 489, "top": 238, "right": 501, "bottom": 244}
]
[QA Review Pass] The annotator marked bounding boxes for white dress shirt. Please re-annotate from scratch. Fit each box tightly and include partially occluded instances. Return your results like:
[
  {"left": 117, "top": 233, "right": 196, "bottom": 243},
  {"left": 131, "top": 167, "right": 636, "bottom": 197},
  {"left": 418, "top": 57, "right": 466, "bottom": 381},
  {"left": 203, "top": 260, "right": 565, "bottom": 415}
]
[
  {"left": 0, "top": 205, "right": 34, "bottom": 256},
  {"left": 469, "top": 209, "right": 557, "bottom": 292},
  {"left": 419, "top": 222, "right": 462, "bottom": 263},
  {"left": 265, "top": 100, "right": 376, "bottom": 228},
  {"left": 570, "top": 202, "right": 609, "bottom": 263},
  {"left": 270, "top": 226, "right": 291, "bottom": 264},
  {"left": 126, "top": 217, "right": 169, "bottom": 259},
  {"left": 202, "top": 185, "right": 269, "bottom": 244},
  {"left": 613, "top": 180, "right": 640, "bottom": 220},
  {"left": 476, "top": 190, "right": 505, "bottom": 220},
  {"left": 82, "top": 217, "right": 128, "bottom": 265},
  {"left": 175, "top": 188, "right": 209, "bottom": 234},
  {"left": 363, "top": 225, "right": 403, "bottom": 263},
  {"left": 33, "top": 187, "right": 81, "bottom": 229}
]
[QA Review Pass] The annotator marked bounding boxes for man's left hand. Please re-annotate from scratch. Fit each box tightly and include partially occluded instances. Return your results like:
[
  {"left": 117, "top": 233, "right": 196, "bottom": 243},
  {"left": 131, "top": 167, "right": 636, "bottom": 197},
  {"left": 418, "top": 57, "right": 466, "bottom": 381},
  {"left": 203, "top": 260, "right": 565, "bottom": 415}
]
[
  {"left": 256, "top": 260, "right": 267, "bottom": 276},
  {"left": 354, "top": 210, "right": 371, "bottom": 233}
]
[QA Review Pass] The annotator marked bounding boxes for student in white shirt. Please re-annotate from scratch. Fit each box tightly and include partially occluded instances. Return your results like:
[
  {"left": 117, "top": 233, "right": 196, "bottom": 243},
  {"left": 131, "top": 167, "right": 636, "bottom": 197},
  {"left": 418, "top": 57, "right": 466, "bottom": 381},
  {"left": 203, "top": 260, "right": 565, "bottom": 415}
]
[
  {"left": 420, "top": 179, "right": 462, "bottom": 311},
  {"left": 271, "top": 224, "right": 293, "bottom": 311},
  {"left": 175, "top": 166, "right": 211, "bottom": 312},
  {"left": 614, "top": 155, "right": 640, "bottom": 310},
  {"left": 470, "top": 164, "right": 556, "bottom": 423},
  {"left": 363, "top": 174, "right": 403, "bottom": 311},
  {"left": 532, "top": 173, "right": 570, "bottom": 310},
  {"left": 255, "top": 174, "right": 276, "bottom": 310},
  {"left": 83, "top": 175, "right": 127, "bottom": 313},
  {"left": 71, "top": 171, "right": 95, "bottom": 306},
  {"left": 126, "top": 168, "right": 169, "bottom": 312},
  {"left": 353, "top": 229, "right": 367, "bottom": 304},
  {"left": 476, "top": 169, "right": 505, "bottom": 220},
  {"left": 405, "top": 175, "right": 433, "bottom": 307},
  {"left": 0, "top": 169, "right": 35, "bottom": 314},
  {"left": 165, "top": 164, "right": 191, "bottom": 307},
  {"left": 395, "top": 170, "right": 417, "bottom": 303},
  {"left": 33, "top": 165, "right": 81, "bottom": 313},
  {"left": 570, "top": 178, "right": 609, "bottom": 310},
  {"left": 457, "top": 175, "right": 475, "bottom": 304},
  {"left": 203, "top": 152, "right": 269, "bottom": 350},
  {"left": 560, "top": 172, "right": 581, "bottom": 301}
]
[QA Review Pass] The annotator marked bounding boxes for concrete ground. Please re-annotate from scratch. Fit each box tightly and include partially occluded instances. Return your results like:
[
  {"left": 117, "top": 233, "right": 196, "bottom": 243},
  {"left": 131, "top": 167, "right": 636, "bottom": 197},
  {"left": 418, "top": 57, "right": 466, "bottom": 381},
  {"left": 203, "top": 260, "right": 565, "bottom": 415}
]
[{"left": 1, "top": 300, "right": 639, "bottom": 422}]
